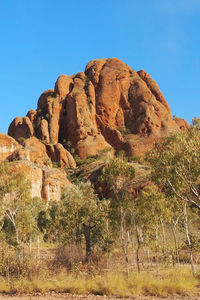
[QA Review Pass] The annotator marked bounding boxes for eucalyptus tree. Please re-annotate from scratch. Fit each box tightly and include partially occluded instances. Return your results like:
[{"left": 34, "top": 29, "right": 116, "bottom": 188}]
[
  {"left": 62, "top": 181, "right": 109, "bottom": 262},
  {"left": 0, "top": 162, "right": 44, "bottom": 259},
  {"left": 39, "top": 181, "right": 109, "bottom": 263},
  {"left": 100, "top": 157, "right": 135, "bottom": 277},
  {"left": 147, "top": 129, "right": 200, "bottom": 273}
]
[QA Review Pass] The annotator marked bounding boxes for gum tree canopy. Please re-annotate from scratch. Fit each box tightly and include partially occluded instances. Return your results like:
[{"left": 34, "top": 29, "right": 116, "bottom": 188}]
[{"left": 147, "top": 129, "right": 200, "bottom": 210}]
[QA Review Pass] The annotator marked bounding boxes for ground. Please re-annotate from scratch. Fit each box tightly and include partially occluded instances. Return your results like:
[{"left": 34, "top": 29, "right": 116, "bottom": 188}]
[{"left": 1, "top": 293, "right": 200, "bottom": 300}]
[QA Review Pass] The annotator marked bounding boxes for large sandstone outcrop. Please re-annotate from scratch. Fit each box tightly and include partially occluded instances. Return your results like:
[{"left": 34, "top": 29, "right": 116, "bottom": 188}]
[{"left": 8, "top": 58, "right": 189, "bottom": 158}]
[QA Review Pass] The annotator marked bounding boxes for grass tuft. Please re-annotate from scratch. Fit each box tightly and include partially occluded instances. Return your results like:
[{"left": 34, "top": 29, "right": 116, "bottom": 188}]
[{"left": 0, "top": 267, "right": 198, "bottom": 296}]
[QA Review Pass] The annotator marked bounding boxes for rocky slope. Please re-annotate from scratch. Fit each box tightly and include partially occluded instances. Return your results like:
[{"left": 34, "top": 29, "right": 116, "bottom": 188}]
[{"left": 8, "top": 58, "right": 189, "bottom": 161}]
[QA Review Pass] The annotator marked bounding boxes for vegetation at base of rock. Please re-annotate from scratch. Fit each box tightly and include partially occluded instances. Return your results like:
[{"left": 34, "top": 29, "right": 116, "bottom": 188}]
[
  {"left": 1, "top": 127, "right": 200, "bottom": 296},
  {"left": 2, "top": 57, "right": 200, "bottom": 296}
]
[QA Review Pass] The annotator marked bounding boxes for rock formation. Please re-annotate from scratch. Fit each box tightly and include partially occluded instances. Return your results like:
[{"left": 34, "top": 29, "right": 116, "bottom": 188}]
[
  {"left": 8, "top": 58, "right": 189, "bottom": 160},
  {"left": 0, "top": 133, "right": 20, "bottom": 161},
  {"left": 2, "top": 58, "right": 190, "bottom": 201},
  {"left": 0, "top": 134, "right": 71, "bottom": 201}
]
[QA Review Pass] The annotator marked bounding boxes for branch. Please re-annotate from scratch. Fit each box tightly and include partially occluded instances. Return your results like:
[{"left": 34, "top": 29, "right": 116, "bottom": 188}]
[
  {"left": 167, "top": 180, "right": 200, "bottom": 210},
  {"left": 174, "top": 169, "right": 200, "bottom": 202}
]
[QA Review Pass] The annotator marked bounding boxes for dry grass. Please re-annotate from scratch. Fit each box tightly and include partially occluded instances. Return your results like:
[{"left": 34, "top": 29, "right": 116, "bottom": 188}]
[{"left": 0, "top": 267, "right": 198, "bottom": 296}]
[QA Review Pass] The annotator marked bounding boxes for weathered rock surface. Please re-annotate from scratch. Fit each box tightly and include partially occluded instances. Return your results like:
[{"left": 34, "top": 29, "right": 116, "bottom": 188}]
[
  {"left": 8, "top": 137, "right": 51, "bottom": 166},
  {"left": 46, "top": 143, "right": 76, "bottom": 168},
  {"left": 174, "top": 117, "right": 191, "bottom": 131},
  {"left": 0, "top": 133, "right": 71, "bottom": 201},
  {"left": 9, "top": 160, "right": 70, "bottom": 201},
  {"left": 8, "top": 58, "right": 189, "bottom": 158},
  {"left": 0, "top": 133, "right": 20, "bottom": 161},
  {"left": 8, "top": 116, "right": 34, "bottom": 141}
]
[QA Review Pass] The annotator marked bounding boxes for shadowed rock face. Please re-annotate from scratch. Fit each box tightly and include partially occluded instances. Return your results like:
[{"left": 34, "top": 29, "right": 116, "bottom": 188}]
[{"left": 8, "top": 58, "right": 189, "bottom": 158}]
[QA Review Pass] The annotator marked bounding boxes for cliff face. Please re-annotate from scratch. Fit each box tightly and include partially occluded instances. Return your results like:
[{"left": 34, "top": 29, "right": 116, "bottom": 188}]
[{"left": 8, "top": 58, "right": 188, "bottom": 160}]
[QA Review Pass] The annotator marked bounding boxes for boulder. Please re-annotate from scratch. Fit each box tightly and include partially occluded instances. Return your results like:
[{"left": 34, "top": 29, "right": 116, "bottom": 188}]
[
  {"left": 54, "top": 74, "right": 74, "bottom": 100},
  {"left": 8, "top": 116, "right": 34, "bottom": 141}
]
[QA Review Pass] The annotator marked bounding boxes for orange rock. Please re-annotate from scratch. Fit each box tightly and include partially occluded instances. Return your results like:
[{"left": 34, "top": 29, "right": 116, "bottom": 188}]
[
  {"left": 0, "top": 133, "right": 20, "bottom": 161},
  {"left": 9, "top": 160, "right": 70, "bottom": 201},
  {"left": 138, "top": 70, "right": 171, "bottom": 114},
  {"left": 8, "top": 57, "right": 188, "bottom": 159},
  {"left": 22, "top": 137, "right": 51, "bottom": 166},
  {"left": 46, "top": 143, "right": 76, "bottom": 168},
  {"left": 174, "top": 117, "right": 190, "bottom": 131},
  {"left": 36, "top": 119, "right": 50, "bottom": 143},
  {"left": 54, "top": 74, "right": 73, "bottom": 100},
  {"left": 41, "top": 166, "right": 71, "bottom": 202},
  {"left": 26, "top": 109, "right": 37, "bottom": 122},
  {"left": 60, "top": 75, "right": 98, "bottom": 148},
  {"left": 76, "top": 134, "right": 112, "bottom": 159},
  {"left": 9, "top": 137, "right": 51, "bottom": 166},
  {"left": 8, "top": 116, "right": 34, "bottom": 141}
]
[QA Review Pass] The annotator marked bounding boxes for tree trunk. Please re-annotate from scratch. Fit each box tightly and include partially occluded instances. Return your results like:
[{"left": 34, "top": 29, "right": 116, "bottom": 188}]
[
  {"left": 171, "top": 223, "right": 180, "bottom": 265},
  {"left": 183, "top": 203, "right": 195, "bottom": 274},
  {"left": 155, "top": 223, "right": 159, "bottom": 270},
  {"left": 83, "top": 224, "right": 95, "bottom": 263},
  {"left": 136, "top": 226, "right": 141, "bottom": 273},
  {"left": 120, "top": 207, "right": 130, "bottom": 278}
]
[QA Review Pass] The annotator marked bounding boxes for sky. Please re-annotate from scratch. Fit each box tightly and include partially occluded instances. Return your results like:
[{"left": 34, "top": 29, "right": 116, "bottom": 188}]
[{"left": 0, "top": 0, "right": 200, "bottom": 133}]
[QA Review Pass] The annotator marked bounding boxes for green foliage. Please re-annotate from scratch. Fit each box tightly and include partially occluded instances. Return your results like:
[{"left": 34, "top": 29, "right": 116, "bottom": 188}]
[
  {"left": 17, "top": 137, "right": 26, "bottom": 145},
  {"left": 147, "top": 129, "right": 200, "bottom": 209},
  {"left": 0, "top": 163, "right": 44, "bottom": 250},
  {"left": 128, "top": 155, "right": 143, "bottom": 163},
  {"left": 135, "top": 187, "right": 169, "bottom": 244},
  {"left": 101, "top": 157, "right": 135, "bottom": 188},
  {"left": 118, "top": 127, "right": 132, "bottom": 136},
  {"left": 45, "top": 113, "right": 50, "bottom": 120},
  {"left": 38, "top": 200, "right": 63, "bottom": 244},
  {"left": 38, "top": 182, "right": 109, "bottom": 259},
  {"left": 100, "top": 157, "right": 135, "bottom": 230},
  {"left": 61, "top": 182, "right": 109, "bottom": 249},
  {"left": 75, "top": 154, "right": 98, "bottom": 167},
  {"left": 192, "top": 117, "right": 200, "bottom": 129},
  {"left": 52, "top": 161, "right": 60, "bottom": 168}
]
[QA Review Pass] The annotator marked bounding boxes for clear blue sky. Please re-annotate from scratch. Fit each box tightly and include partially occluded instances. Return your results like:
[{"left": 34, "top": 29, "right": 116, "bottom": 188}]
[{"left": 0, "top": 0, "right": 200, "bottom": 133}]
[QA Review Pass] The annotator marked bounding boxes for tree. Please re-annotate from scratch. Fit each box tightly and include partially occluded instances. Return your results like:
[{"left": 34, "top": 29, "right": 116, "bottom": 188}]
[
  {"left": 39, "top": 181, "right": 109, "bottom": 263},
  {"left": 147, "top": 129, "right": 200, "bottom": 273},
  {"left": 135, "top": 187, "right": 169, "bottom": 270},
  {"left": 100, "top": 157, "right": 135, "bottom": 277},
  {"left": 0, "top": 162, "right": 43, "bottom": 258},
  {"left": 62, "top": 182, "right": 108, "bottom": 263}
]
